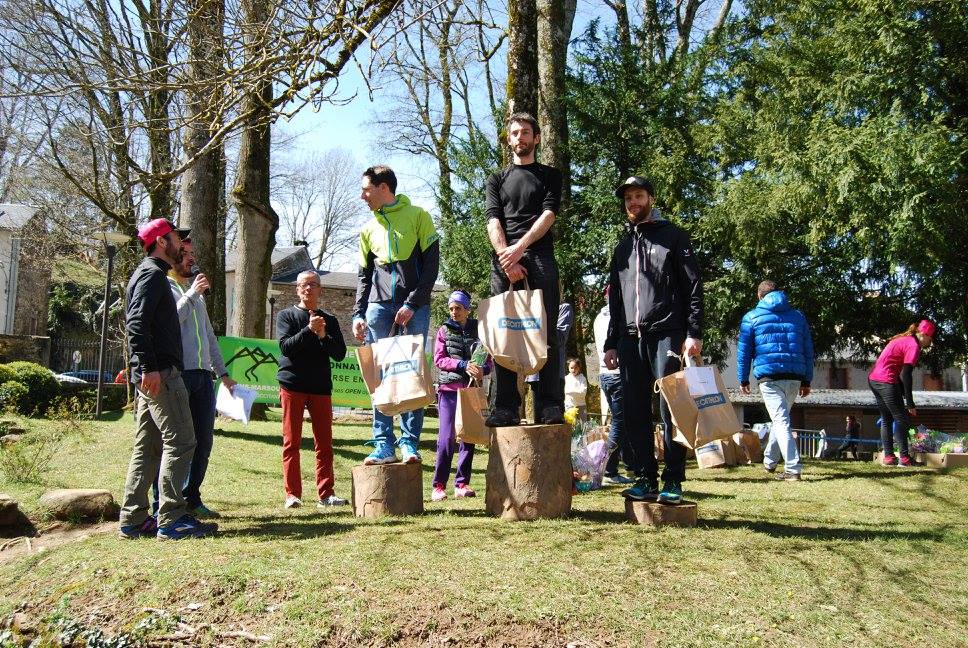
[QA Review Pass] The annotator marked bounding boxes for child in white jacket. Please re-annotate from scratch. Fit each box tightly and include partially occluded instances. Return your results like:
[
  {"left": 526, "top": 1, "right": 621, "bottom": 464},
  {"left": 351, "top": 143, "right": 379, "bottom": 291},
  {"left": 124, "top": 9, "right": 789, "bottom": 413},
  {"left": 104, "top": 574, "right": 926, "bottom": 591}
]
[{"left": 564, "top": 358, "right": 588, "bottom": 422}]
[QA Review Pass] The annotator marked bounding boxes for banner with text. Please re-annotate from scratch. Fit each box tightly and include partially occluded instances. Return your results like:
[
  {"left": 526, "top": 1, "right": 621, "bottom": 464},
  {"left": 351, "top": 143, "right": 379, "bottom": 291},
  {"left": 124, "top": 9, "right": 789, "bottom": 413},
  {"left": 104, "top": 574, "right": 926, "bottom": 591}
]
[{"left": 217, "top": 336, "right": 372, "bottom": 408}]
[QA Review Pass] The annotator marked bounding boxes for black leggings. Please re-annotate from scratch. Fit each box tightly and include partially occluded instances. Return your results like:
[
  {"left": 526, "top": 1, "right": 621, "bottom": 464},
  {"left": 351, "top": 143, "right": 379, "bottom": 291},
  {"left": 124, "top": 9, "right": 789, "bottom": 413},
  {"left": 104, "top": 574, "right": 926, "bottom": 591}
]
[{"left": 868, "top": 378, "right": 910, "bottom": 456}]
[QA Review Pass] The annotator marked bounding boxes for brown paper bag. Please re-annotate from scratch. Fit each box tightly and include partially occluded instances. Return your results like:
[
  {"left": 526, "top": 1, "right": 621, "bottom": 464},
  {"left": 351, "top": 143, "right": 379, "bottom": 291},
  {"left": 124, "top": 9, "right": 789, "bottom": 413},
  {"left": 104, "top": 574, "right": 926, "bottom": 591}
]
[
  {"left": 477, "top": 284, "right": 547, "bottom": 374},
  {"left": 456, "top": 386, "right": 490, "bottom": 446},
  {"left": 655, "top": 360, "right": 743, "bottom": 450},
  {"left": 732, "top": 430, "right": 764, "bottom": 464},
  {"left": 357, "top": 334, "right": 435, "bottom": 416}
]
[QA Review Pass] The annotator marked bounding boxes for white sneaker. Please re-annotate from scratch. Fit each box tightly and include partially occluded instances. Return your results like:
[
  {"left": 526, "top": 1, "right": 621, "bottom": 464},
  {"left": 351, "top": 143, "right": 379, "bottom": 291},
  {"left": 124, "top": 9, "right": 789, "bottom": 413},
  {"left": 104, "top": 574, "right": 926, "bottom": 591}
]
[
  {"left": 284, "top": 495, "right": 302, "bottom": 509},
  {"left": 317, "top": 495, "right": 348, "bottom": 507}
]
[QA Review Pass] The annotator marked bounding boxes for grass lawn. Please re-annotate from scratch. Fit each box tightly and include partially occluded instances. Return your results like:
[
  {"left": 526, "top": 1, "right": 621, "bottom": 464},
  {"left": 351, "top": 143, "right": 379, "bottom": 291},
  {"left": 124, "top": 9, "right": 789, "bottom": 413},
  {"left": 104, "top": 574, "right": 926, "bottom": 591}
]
[{"left": 0, "top": 412, "right": 965, "bottom": 647}]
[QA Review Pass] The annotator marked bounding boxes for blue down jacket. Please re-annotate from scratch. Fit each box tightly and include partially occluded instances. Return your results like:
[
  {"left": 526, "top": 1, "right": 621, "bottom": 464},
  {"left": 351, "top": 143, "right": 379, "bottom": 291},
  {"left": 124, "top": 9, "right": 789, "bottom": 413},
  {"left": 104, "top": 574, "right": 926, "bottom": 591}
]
[{"left": 737, "top": 291, "right": 814, "bottom": 385}]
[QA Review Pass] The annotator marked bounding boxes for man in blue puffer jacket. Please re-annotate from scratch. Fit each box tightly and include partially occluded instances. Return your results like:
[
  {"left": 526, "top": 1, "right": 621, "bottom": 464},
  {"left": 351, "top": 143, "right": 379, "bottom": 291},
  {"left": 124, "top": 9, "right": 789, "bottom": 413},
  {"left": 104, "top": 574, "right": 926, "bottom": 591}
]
[{"left": 737, "top": 280, "right": 814, "bottom": 481}]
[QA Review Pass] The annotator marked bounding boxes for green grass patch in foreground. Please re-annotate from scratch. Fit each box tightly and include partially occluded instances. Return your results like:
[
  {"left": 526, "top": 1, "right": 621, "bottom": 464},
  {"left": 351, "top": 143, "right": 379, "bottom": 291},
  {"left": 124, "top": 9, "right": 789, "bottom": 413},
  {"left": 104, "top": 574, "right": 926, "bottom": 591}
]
[{"left": 0, "top": 414, "right": 965, "bottom": 647}]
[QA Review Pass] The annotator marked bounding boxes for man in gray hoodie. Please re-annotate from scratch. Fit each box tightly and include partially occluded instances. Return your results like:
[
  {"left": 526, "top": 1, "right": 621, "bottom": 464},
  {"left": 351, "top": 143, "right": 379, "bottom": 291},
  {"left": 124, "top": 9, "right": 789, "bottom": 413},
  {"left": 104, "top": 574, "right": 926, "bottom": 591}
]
[{"left": 169, "top": 238, "right": 236, "bottom": 517}]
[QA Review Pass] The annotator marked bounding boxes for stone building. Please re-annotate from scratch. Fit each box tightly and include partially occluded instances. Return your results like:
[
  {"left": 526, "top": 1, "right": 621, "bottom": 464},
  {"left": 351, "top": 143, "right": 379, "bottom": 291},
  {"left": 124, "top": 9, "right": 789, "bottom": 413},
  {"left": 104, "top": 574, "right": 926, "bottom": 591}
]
[{"left": 0, "top": 204, "right": 51, "bottom": 336}]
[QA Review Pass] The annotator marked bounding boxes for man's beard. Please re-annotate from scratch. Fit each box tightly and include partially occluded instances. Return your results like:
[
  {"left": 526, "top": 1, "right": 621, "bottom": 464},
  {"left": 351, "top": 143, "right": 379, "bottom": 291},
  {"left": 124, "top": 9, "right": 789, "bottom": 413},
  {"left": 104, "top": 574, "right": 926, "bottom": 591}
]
[
  {"left": 514, "top": 142, "right": 535, "bottom": 158},
  {"left": 170, "top": 246, "right": 184, "bottom": 264},
  {"left": 626, "top": 205, "right": 650, "bottom": 223}
]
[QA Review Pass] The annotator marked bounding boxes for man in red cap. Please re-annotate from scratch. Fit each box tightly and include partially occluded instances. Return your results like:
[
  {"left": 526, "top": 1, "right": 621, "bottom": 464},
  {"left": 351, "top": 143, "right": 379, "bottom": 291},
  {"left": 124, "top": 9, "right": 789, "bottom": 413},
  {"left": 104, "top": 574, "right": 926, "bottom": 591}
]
[{"left": 118, "top": 219, "right": 217, "bottom": 540}]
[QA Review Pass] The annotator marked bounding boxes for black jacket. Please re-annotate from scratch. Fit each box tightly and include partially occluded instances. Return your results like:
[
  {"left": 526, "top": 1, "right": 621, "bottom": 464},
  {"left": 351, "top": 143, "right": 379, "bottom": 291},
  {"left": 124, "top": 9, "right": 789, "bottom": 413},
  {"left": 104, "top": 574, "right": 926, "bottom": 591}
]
[
  {"left": 276, "top": 305, "right": 347, "bottom": 395},
  {"left": 126, "top": 256, "right": 183, "bottom": 382},
  {"left": 604, "top": 214, "right": 703, "bottom": 351}
]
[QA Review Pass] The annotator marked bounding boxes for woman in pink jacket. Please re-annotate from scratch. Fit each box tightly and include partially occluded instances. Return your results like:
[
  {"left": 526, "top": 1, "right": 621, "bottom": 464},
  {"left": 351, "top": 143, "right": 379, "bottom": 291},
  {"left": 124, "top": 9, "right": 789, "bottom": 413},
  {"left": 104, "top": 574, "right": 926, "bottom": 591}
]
[{"left": 868, "top": 319, "right": 935, "bottom": 466}]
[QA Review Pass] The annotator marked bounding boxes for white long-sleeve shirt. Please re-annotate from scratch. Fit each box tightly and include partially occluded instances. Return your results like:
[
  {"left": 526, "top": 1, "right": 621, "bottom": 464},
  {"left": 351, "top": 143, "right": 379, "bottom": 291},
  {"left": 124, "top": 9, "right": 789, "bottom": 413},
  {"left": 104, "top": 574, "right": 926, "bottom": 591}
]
[{"left": 565, "top": 373, "right": 588, "bottom": 408}]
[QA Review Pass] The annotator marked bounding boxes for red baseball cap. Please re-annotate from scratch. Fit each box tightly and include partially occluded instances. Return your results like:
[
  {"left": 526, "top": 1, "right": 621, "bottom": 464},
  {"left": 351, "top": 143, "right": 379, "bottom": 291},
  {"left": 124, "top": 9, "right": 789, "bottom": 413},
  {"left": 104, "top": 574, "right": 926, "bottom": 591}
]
[{"left": 137, "top": 219, "right": 190, "bottom": 251}]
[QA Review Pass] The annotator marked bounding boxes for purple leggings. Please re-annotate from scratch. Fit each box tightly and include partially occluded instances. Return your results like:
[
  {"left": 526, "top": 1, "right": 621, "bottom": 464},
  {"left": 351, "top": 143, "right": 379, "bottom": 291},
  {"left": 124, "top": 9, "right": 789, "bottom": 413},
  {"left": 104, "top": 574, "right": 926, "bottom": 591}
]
[{"left": 432, "top": 390, "right": 475, "bottom": 488}]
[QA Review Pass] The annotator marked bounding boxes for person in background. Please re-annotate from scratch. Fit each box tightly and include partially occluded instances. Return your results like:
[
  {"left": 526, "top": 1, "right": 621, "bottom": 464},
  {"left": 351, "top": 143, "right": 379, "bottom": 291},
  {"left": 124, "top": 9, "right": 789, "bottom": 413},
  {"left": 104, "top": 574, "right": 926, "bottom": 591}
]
[
  {"left": 431, "top": 289, "right": 492, "bottom": 502},
  {"left": 276, "top": 270, "right": 349, "bottom": 508},
  {"left": 564, "top": 358, "right": 588, "bottom": 422},
  {"left": 868, "top": 320, "right": 935, "bottom": 467},
  {"left": 595, "top": 286, "right": 633, "bottom": 485},
  {"left": 737, "top": 280, "right": 813, "bottom": 481},
  {"left": 835, "top": 415, "right": 861, "bottom": 459}
]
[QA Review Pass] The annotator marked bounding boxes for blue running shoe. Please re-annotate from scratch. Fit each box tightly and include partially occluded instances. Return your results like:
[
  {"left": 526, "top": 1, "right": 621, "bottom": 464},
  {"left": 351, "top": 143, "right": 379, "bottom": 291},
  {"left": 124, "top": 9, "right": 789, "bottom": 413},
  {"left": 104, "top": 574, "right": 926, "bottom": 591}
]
[
  {"left": 363, "top": 443, "right": 398, "bottom": 465},
  {"left": 119, "top": 516, "right": 157, "bottom": 539},
  {"left": 658, "top": 481, "right": 683, "bottom": 504},
  {"left": 622, "top": 477, "right": 659, "bottom": 501},
  {"left": 157, "top": 514, "right": 217, "bottom": 540},
  {"left": 399, "top": 441, "right": 422, "bottom": 464}
]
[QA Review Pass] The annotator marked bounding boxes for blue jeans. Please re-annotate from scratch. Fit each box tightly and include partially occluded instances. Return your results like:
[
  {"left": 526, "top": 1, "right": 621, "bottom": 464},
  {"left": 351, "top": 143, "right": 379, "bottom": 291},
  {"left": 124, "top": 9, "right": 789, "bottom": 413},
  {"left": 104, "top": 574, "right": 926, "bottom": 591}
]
[
  {"left": 600, "top": 372, "right": 627, "bottom": 476},
  {"left": 365, "top": 302, "right": 430, "bottom": 449},
  {"left": 760, "top": 379, "right": 802, "bottom": 474},
  {"left": 181, "top": 369, "right": 217, "bottom": 508}
]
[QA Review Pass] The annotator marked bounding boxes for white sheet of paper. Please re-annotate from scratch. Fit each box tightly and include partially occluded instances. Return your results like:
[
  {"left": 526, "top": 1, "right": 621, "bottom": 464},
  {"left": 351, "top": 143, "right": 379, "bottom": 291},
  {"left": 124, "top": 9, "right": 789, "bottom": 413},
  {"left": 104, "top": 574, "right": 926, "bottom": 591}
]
[
  {"left": 216, "top": 383, "right": 257, "bottom": 424},
  {"left": 684, "top": 366, "right": 717, "bottom": 396}
]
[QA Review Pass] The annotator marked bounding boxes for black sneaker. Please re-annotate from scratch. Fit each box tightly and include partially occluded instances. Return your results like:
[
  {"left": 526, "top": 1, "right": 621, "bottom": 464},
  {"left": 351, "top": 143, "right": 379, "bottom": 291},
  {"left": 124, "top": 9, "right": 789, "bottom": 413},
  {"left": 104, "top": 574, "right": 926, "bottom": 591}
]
[
  {"left": 119, "top": 516, "right": 157, "bottom": 540},
  {"left": 622, "top": 477, "right": 659, "bottom": 501},
  {"left": 485, "top": 407, "right": 519, "bottom": 427},
  {"left": 539, "top": 405, "right": 565, "bottom": 424},
  {"left": 774, "top": 471, "right": 801, "bottom": 481}
]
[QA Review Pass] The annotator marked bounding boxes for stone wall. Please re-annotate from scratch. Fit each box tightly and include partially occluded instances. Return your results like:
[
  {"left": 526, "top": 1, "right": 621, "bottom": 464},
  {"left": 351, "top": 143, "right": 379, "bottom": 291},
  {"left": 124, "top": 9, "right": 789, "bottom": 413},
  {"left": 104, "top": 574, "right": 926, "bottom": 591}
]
[{"left": 0, "top": 334, "right": 50, "bottom": 365}]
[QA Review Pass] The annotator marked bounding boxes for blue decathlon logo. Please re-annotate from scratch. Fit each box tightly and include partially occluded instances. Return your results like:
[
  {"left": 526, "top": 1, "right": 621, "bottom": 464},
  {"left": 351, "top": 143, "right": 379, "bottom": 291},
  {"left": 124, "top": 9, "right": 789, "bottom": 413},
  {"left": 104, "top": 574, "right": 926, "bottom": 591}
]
[
  {"left": 385, "top": 360, "right": 418, "bottom": 376},
  {"left": 693, "top": 393, "right": 727, "bottom": 410},
  {"left": 498, "top": 317, "right": 541, "bottom": 331}
]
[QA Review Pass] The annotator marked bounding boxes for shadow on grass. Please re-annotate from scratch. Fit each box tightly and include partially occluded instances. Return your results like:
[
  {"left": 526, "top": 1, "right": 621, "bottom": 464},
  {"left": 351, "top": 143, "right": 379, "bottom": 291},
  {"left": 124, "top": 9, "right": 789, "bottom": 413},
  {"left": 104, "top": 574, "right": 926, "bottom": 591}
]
[
  {"left": 700, "top": 517, "right": 949, "bottom": 542},
  {"left": 569, "top": 508, "right": 630, "bottom": 525},
  {"left": 698, "top": 468, "right": 935, "bottom": 483},
  {"left": 228, "top": 513, "right": 410, "bottom": 540}
]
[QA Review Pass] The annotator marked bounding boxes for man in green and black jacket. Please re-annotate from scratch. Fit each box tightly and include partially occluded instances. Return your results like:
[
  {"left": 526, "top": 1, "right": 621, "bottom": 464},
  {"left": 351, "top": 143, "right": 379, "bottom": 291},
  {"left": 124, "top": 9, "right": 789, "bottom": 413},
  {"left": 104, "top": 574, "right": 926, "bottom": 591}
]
[{"left": 352, "top": 165, "right": 440, "bottom": 466}]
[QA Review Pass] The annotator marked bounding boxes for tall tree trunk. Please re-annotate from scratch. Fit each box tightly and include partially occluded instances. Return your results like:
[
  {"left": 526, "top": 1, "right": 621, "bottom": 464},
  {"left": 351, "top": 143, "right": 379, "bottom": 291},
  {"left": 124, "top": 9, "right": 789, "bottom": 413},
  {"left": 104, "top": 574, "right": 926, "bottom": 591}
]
[
  {"left": 537, "top": 0, "right": 576, "bottom": 205},
  {"left": 506, "top": 0, "right": 539, "bottom": 119},
  {"left": 141, "top": 0, "right": 174, "bottom": 222},
  {"left": 232, "top": 0, "right": 277, "bottom": 340},
  {"left": 180, "top": 0, "right": 227, "bottom": 334},
  {"left": 605, "top": 1, "right": 632, "bottom": 51}
]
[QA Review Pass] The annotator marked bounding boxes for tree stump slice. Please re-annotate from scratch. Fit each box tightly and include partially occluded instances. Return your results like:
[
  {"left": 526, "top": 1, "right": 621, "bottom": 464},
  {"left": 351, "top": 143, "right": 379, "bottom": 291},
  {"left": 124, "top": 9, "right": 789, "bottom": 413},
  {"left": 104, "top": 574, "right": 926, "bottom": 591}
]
[
  {"left": 625, "top": 499, "right": 698, "bottom": 527},
  {"left": 485, "top": 424, "right": 572, "bottom": 520},
  {"left": 351, "top": 463, "right": 424, "bottom": 518}
]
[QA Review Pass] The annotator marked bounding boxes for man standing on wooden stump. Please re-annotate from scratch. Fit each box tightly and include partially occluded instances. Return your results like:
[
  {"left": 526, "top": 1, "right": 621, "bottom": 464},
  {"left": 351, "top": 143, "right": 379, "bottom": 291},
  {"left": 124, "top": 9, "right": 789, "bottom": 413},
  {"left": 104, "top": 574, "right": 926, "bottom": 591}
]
[
  {"left": 353, "top": 165, "right": 440, "bottom": 465},
  {"left": 484, "top": 112, "right": 565, "bottom": 427},
  {"left": 603, "top": 177, "right": 704, "bottom": 504}
]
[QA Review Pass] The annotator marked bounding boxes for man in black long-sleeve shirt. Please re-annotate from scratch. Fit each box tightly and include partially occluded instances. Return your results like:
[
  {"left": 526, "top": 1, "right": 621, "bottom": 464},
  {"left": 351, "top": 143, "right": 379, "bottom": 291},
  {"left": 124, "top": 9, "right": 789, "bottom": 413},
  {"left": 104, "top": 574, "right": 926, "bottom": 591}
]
[
  {"left": 119, "top": 218, "right": 216, "bottom": 540},
  {"left": 484, "top": 112, "right": 565, "bottom": 426},
  {"left": 276, "top": 270, "right": 348, "bottom": 508}
]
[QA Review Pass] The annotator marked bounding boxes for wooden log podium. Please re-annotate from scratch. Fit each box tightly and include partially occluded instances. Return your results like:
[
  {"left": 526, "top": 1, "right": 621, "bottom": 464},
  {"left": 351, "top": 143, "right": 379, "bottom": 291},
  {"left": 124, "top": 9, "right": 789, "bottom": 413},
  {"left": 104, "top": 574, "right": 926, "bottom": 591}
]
[
  {"left": 485, "top": 424, "right": 572, "bottom": 520},
  {"left": 351, "top": 462, "right": 424, "bottom": 518},
  {"left": 625, "top": 499, "right": 698, "bottom": 527}
]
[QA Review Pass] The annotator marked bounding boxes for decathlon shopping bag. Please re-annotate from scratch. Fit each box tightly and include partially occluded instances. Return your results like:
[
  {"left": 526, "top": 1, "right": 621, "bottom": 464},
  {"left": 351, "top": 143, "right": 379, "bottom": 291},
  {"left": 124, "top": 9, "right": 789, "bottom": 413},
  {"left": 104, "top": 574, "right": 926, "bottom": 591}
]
[
  {"left": 654, "top": 356, "right": 743, "bottom": 449},
  {"left": 456, "top": 384, "right": 490, "bottom": 446},
  {"left": 359, "top": 333, "right": 435, "bottom": 416},
  {"left": 477, "top": 284, "right": 547, "bottom": 374}
]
